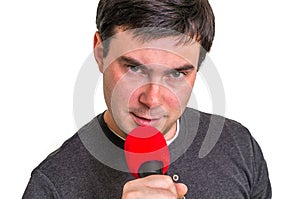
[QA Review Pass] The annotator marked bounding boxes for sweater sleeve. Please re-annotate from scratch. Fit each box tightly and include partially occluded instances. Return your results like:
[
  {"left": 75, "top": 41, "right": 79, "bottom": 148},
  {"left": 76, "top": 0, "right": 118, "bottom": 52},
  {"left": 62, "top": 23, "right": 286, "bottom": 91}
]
[
  {"left": 22, "top": 169, "right": 61, "bottom": 199},
  {"left": 250, "top": 136, "right": 272, "bottom": 199}
]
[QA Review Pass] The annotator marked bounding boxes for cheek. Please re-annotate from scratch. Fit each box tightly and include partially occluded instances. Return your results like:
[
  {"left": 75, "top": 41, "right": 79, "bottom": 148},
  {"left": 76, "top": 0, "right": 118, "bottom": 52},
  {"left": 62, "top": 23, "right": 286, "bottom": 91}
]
[
  {"left": 110, "top": 76, "right": 142, "bottom": 109},
  {"left": 103, "top": 73, "right": 118, "bottom": 105},
  {"left": 166, "top": 80, "right": 194, "bottom": 109},
  {"left": 168, "top": 88, "right": 192, "bottom": 113},
  {"left": 103, "top": 68, "right": 127, "bottom": 109},
  {"left": 165, "top": 91, "right": 182, "bottom": 107}
]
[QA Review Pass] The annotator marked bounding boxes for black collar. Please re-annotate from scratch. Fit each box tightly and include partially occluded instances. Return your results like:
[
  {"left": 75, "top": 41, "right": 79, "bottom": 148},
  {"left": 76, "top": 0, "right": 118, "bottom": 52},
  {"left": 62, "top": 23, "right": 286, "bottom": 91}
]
[{"left": 97, "top": 111, "right": 125, "bottom": 149}]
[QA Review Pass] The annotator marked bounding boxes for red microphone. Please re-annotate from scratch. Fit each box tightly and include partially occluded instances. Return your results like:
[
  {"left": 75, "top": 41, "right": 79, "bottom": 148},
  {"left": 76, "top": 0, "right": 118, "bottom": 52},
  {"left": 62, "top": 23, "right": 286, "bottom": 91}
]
[{"left": 124, "top": 125, "right": 170, "bottom": 178}]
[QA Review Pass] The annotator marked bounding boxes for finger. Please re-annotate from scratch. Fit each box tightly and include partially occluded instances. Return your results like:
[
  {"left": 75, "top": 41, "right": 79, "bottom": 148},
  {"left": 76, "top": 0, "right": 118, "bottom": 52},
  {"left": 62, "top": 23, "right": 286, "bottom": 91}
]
[
  {"left": 175, "top": 183, "right": 188, "bottom": 198},
  {"left": 123, "top": 187, "right": 178, "bottom": 199},
  {"left": 123, "top": 175, "right": 180, "bottom": 198},
  {"left": 143, "top": 175, "right": 178, "bottom": 195},
  {"left": 142, "top": 175, "right": 174, "bottom": 189}
]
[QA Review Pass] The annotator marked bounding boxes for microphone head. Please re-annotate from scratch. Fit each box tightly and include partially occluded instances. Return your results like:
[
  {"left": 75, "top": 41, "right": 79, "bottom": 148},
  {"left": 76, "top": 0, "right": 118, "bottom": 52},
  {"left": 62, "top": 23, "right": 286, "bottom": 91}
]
[{"left": 124, "top": 125, "right": 170, "bottom": 178}]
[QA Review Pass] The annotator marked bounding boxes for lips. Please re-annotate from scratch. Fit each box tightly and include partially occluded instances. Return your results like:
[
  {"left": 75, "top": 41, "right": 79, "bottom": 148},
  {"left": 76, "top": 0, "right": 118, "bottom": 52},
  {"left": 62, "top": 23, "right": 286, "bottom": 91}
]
[{"left": 130, "top": 112, "right": 161, "bottom": 126}]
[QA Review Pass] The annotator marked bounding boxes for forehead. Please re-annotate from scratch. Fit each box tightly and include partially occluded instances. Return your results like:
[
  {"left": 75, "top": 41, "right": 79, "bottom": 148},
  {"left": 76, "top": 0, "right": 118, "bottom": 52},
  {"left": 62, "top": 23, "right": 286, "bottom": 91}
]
[{"left": 104, "top": 30, "right": 201, "bottom": 68}]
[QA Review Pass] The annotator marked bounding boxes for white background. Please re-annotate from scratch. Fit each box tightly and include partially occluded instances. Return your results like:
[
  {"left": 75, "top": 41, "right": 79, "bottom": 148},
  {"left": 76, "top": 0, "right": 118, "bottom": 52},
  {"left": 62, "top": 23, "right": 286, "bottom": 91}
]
[{"left": 0, "top": 0, "right": 299, "bottom": 198}]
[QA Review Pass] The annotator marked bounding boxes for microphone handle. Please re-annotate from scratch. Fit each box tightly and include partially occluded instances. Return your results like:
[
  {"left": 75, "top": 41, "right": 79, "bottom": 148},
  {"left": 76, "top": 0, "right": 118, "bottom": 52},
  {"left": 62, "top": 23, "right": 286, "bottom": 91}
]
[{"left": 138, "top": 160, "right": 164, "bottom": 178}]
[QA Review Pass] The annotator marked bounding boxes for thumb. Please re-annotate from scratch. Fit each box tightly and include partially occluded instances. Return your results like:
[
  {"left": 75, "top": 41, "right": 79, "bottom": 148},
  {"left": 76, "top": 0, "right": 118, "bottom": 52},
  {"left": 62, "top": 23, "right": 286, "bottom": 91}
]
[{"left": 175, "top": 183, "right": 188, "bottom": 197}]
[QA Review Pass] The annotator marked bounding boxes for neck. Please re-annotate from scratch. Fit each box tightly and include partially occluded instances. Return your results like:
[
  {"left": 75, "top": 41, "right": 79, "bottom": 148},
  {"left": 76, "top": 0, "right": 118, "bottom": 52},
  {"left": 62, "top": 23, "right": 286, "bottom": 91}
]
[{"left": 103, "top": 110, "right": 127, "bottom": 139}]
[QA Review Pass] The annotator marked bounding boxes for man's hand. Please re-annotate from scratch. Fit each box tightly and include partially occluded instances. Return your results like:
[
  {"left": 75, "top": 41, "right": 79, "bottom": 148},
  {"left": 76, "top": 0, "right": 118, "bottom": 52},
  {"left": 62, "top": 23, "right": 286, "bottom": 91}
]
[{"left": 122, "top": 175, "right": 188, "bottom": 199}]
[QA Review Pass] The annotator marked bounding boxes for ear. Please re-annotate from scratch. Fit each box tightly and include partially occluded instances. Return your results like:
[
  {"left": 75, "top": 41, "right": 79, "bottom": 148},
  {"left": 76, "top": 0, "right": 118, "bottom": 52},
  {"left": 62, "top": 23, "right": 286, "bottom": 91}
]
[{"left": 93, "top": 31, "right": 104, "bottom": 73}]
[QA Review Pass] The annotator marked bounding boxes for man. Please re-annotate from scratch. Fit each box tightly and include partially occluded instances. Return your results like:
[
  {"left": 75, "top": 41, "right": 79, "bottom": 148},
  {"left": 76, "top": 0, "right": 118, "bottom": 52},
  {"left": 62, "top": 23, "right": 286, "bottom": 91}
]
[{"left": 23, "top": 0, "right": 271, "bottom": 198}]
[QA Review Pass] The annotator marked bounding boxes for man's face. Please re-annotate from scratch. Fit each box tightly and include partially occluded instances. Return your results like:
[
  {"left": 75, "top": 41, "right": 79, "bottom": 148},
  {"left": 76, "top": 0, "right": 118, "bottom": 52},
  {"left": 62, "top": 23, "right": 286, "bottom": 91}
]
[{"left": 95, "top": 30, "right": 200, "bottom": 140}]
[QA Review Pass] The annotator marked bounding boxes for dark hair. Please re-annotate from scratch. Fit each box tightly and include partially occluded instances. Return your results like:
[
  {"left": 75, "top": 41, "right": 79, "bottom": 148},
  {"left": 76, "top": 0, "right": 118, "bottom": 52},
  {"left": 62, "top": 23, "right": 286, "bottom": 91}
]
[{"left": 96, "top": 0, "right": 215, "bottom": 68}]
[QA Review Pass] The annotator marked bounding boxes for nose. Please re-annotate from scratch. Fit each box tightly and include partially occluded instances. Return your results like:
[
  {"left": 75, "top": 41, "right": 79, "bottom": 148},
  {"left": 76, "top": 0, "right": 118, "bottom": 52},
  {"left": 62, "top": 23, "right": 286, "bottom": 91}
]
[{"left": 138, "top": 83, "right": 163, "bottom": 108}]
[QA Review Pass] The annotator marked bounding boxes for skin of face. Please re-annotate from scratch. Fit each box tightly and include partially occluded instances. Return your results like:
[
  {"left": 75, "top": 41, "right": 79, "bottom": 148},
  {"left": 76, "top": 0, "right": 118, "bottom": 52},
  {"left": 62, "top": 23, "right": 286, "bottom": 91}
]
[{"left": 94, "top": 29, "right": 201, "bottom": 141}]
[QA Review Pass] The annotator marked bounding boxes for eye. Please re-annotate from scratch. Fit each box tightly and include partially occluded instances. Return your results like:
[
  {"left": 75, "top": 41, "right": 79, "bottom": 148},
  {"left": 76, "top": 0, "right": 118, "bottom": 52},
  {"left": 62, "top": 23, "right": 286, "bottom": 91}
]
[
  {"left": 128, "top": 65, "right": 141, "bottom": 72},
  {"left": 170, "top": 71, "right": 185, "bottom": 78}
]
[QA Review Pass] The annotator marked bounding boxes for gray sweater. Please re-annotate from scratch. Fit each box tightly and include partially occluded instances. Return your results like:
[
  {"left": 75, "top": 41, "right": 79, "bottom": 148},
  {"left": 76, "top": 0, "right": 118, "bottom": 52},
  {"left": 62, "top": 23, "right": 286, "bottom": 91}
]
[{"left": 23, "top": 108, "right": 271, "bottom": 198}]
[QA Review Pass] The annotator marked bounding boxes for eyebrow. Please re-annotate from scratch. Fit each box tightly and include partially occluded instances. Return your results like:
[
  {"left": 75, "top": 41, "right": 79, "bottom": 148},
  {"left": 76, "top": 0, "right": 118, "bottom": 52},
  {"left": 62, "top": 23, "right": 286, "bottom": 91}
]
[
  {"left": 173, "top": 64, "right": 195, "bottom": 71},
  {"left": 117, "top": 56, "right": 143, "bottom": 67},
  {"left": 117, "top": 55, "right": 195, "bottom": 71}
]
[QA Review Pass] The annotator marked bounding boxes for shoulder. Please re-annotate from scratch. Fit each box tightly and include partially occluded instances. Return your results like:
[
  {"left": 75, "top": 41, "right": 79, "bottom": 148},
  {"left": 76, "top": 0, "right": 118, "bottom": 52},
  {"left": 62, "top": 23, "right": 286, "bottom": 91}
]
[
  {"left": 183, "top": 107, "right": 257, "bottom": 156},
  {"left": 34, "top": 117, "right": 100, "bottom": 183},
  {"left": 177, "top": 108, "right": 271, "bottom": 198},
  {"left": 24, "top": 117, "right": 105, "bottom": 197},
  {"left": 184, "top": 107, "right": 252, "bottom": 137},
  {"left": 184, "top": 107, "right": 251, "bottom": 134}
]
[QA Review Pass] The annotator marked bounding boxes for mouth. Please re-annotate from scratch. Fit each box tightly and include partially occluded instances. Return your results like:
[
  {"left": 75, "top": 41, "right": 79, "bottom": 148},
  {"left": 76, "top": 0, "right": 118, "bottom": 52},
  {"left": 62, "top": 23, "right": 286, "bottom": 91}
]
[{"left": 130, "top": 112, "right": 161, "bottom": 126}]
